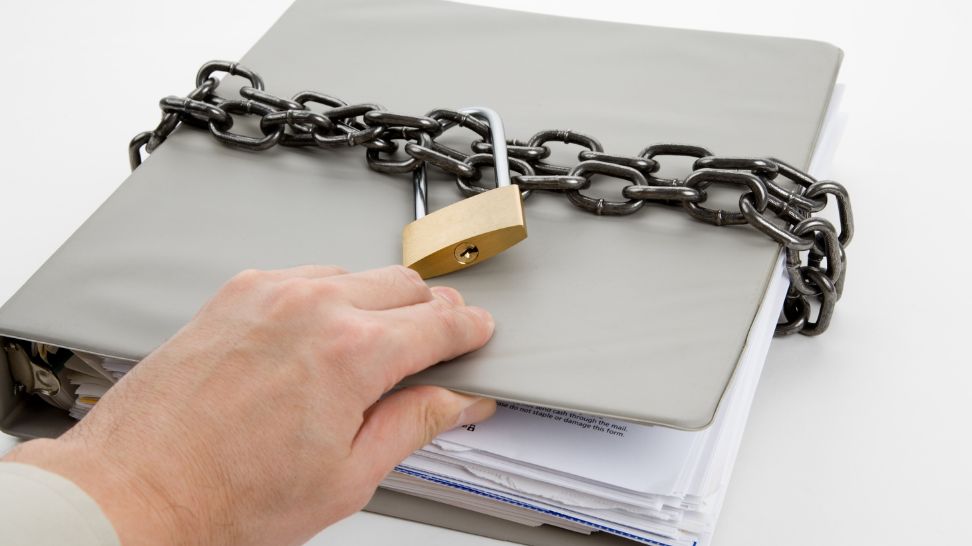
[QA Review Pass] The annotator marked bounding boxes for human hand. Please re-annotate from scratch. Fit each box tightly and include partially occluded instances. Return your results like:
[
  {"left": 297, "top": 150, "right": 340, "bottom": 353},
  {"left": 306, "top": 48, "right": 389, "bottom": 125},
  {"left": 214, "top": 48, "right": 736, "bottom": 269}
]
[{"left": 5, "top": 265, "right": 496, "bottom": 545}]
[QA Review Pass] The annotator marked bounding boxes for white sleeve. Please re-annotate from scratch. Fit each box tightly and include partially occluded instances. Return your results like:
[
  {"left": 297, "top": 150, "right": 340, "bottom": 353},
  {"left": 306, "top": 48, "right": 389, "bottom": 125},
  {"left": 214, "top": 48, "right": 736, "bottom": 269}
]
[{"left": 0, "top": 462, "right": 120, "bottom": 546}]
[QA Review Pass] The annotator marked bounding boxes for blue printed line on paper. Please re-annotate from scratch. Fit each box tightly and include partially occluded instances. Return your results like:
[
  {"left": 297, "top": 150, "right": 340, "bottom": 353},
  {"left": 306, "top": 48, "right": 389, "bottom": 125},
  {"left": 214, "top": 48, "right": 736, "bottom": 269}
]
[{"left": 392, "top": 466, "right": 692, "bottom": 546}]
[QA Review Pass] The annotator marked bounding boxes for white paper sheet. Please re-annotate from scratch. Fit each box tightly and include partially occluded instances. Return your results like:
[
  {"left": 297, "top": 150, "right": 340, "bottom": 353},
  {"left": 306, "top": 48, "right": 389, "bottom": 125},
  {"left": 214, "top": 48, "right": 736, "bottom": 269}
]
[{"left": 434, "top": 402, "right": 702, "bottom": 495}]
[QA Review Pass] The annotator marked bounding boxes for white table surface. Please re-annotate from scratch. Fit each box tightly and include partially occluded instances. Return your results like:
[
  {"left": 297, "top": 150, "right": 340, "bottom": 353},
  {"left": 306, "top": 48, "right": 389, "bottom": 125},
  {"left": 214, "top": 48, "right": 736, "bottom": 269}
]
[{"left": 2, "top": 1, "right": 970, "bottom": 545}]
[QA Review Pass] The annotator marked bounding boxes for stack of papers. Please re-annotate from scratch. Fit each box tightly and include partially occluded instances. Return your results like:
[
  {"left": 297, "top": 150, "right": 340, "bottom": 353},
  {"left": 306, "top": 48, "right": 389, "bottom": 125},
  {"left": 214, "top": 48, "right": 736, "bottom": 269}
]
[
  {"left": 62, "top": 355, "right": 133, "bottom": 420},
  {"left": 381, "top": 255, "right": 789, "bottom": 546}
]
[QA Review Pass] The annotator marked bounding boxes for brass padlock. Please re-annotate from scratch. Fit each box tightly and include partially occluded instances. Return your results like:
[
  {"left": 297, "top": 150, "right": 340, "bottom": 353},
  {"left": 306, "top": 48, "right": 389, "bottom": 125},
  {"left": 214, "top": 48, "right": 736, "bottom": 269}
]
[{"left": 403, "top": 107, "right": 527, "bottom": 279}]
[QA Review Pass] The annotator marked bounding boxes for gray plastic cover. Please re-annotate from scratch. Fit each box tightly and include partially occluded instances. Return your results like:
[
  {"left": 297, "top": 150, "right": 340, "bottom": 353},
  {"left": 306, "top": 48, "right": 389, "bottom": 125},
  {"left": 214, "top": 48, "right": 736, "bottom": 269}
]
[{"left": 0, "top": 0, "right": 841, "bottom": 432}]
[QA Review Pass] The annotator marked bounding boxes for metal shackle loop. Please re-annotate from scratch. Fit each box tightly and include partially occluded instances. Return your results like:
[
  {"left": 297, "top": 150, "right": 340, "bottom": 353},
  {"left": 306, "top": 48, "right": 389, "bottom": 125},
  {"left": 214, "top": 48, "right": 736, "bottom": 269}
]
[{"left": 413, "top": 106, "right": 510, "bottom": 219}]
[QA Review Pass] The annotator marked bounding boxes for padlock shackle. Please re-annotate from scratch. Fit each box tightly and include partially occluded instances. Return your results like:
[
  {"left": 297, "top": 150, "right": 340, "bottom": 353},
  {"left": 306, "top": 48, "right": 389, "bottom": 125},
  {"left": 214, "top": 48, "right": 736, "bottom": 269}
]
[
  {"left": 413, "top": 106, "right": 510, "bottom": 219},
  {"left": 458, "top": 107, "right": 511, "bottom": 188},
  {"left": 413, "top": 166, "right": 429, "bottom": 220}
]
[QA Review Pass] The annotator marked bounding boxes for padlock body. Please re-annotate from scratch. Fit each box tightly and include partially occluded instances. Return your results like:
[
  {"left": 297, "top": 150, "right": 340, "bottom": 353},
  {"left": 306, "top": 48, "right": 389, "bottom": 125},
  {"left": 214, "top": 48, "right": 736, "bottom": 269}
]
[{"left": 403, "top": 185, "right": 527, "bottom": 279}]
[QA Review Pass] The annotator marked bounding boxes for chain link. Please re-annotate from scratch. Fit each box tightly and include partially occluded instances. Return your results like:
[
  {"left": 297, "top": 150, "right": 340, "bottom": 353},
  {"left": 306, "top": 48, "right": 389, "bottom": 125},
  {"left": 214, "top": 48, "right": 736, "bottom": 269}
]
[{"left": 130, "top": 60, "right": 855, "bottom": 336}]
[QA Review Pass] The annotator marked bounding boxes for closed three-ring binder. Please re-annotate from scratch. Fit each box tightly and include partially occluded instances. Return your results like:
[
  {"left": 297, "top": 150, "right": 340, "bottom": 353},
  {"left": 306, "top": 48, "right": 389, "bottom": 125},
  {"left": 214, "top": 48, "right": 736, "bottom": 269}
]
[{"left": 0, "top": 1, "right": 841, "bottom": 544}]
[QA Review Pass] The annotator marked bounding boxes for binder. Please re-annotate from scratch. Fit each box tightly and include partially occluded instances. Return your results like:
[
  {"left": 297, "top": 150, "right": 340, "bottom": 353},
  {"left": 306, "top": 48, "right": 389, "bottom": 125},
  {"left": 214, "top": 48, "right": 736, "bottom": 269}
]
[{"left": 0, "top": 0, "right": 842, "bottom": 543}]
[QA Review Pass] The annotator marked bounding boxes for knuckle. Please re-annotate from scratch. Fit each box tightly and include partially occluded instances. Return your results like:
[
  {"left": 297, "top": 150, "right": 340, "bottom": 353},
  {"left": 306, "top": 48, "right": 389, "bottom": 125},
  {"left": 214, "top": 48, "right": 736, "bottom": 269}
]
[
  {"left": 321, "top": 264, "right": 349, "bottom": 276},
  {"left": 307, "top": 277, "right": 343, "bottom": 300},
  {"left": 225, "top": 268, "right": 269, "bottom": 291},
  {"left": 329, "top": 313, "right": 386, "bottom": 358},
  {"left": 266, "top": 278, "right": 318, "bottom": 316},
  {"left": 432, "top": 300, "right": 465, "bottom": 337},
  {"left": 336, "top": 313, "right": 384, "bottom": 341},
  {"left": 390, "top": 264, "right": 426, "bottom": 289}
]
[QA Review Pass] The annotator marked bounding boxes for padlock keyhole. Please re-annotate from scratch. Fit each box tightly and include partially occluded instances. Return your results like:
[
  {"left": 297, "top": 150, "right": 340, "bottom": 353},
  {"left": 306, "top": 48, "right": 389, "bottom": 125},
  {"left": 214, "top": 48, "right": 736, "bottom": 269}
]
[{"left": 454, "top": 243, "right": 480, "bottom": 265}]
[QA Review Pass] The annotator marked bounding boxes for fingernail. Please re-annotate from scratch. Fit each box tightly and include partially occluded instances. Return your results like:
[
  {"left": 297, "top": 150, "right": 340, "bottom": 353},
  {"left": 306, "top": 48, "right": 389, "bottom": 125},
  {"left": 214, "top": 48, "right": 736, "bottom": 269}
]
[
  {"left": 431, "top": 285, "right": 464, "bottom": 305},
  {"left": 455, "top": 396, "right": 497, "bottom": 427}
]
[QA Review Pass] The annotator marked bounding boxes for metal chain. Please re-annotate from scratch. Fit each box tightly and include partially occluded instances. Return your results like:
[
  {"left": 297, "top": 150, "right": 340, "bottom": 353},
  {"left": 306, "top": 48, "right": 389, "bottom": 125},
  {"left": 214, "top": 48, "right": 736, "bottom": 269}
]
[{"left": 130, "top": 60, "right": 854, "bottom": 337}]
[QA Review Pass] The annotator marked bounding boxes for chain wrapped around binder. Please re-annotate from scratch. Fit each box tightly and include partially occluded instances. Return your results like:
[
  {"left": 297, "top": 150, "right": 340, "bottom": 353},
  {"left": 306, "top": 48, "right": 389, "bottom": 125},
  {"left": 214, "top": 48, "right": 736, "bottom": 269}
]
[{"left": 129, "top": 61, "right": 854, "bottom": 337}]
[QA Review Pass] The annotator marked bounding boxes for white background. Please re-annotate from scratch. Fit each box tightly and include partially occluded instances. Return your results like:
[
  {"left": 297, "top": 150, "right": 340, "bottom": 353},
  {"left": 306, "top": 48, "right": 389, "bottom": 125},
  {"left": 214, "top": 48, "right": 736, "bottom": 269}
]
[{"left": 1, "top": 1, "right": 970, "bottom": 545}]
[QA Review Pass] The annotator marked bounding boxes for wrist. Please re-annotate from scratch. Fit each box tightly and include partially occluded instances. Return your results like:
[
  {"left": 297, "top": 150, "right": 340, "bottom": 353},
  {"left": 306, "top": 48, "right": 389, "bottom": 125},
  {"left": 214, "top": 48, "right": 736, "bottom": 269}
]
[{"left": 4, "top": 437, "right": 199, "bottom": 545}]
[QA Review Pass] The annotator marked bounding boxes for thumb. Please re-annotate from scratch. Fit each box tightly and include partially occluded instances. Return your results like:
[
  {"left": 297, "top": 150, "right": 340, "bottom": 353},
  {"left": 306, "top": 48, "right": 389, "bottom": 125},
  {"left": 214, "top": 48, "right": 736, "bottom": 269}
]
[{"left": 352, "top": 386, "right": 496, "bottom": 481}]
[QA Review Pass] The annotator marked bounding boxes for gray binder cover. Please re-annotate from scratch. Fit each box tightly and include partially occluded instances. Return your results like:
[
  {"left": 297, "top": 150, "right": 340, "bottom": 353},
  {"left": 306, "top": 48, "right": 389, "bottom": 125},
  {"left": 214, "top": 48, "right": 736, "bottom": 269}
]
[
  {"left": 0, "top": 0, "right": 840, "bottom": 542},
  {"left": 0, "top": 0, "right": 840, "bottom": 431}
]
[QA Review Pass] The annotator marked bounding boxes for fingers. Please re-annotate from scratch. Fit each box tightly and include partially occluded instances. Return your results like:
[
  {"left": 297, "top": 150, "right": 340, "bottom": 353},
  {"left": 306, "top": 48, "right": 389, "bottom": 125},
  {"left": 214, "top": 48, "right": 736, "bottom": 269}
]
[
  {"left": 376, "top": 288, "right": 495, "bottom": 381},
  {"left": 352, "top": 386, "right": 496, "bottom": 481},
  {"left": 327, "top": 265, "right": 434, "bottom": 310},
  {"left": 263, "top": 265, "right": 349, "bottom": 280},
  {"left": 233, "top": 265, "right": 430, "bottom": 310},
  {"left": 232, "top": 265, "right": 493, "bottom": 393}
]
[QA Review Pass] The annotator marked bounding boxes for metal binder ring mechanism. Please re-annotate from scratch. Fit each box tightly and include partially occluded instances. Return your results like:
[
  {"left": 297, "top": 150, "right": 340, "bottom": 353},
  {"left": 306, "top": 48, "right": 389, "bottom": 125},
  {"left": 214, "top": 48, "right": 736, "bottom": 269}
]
[{"left": 402, "top": 107, "right": 527, "bottom": 279}]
